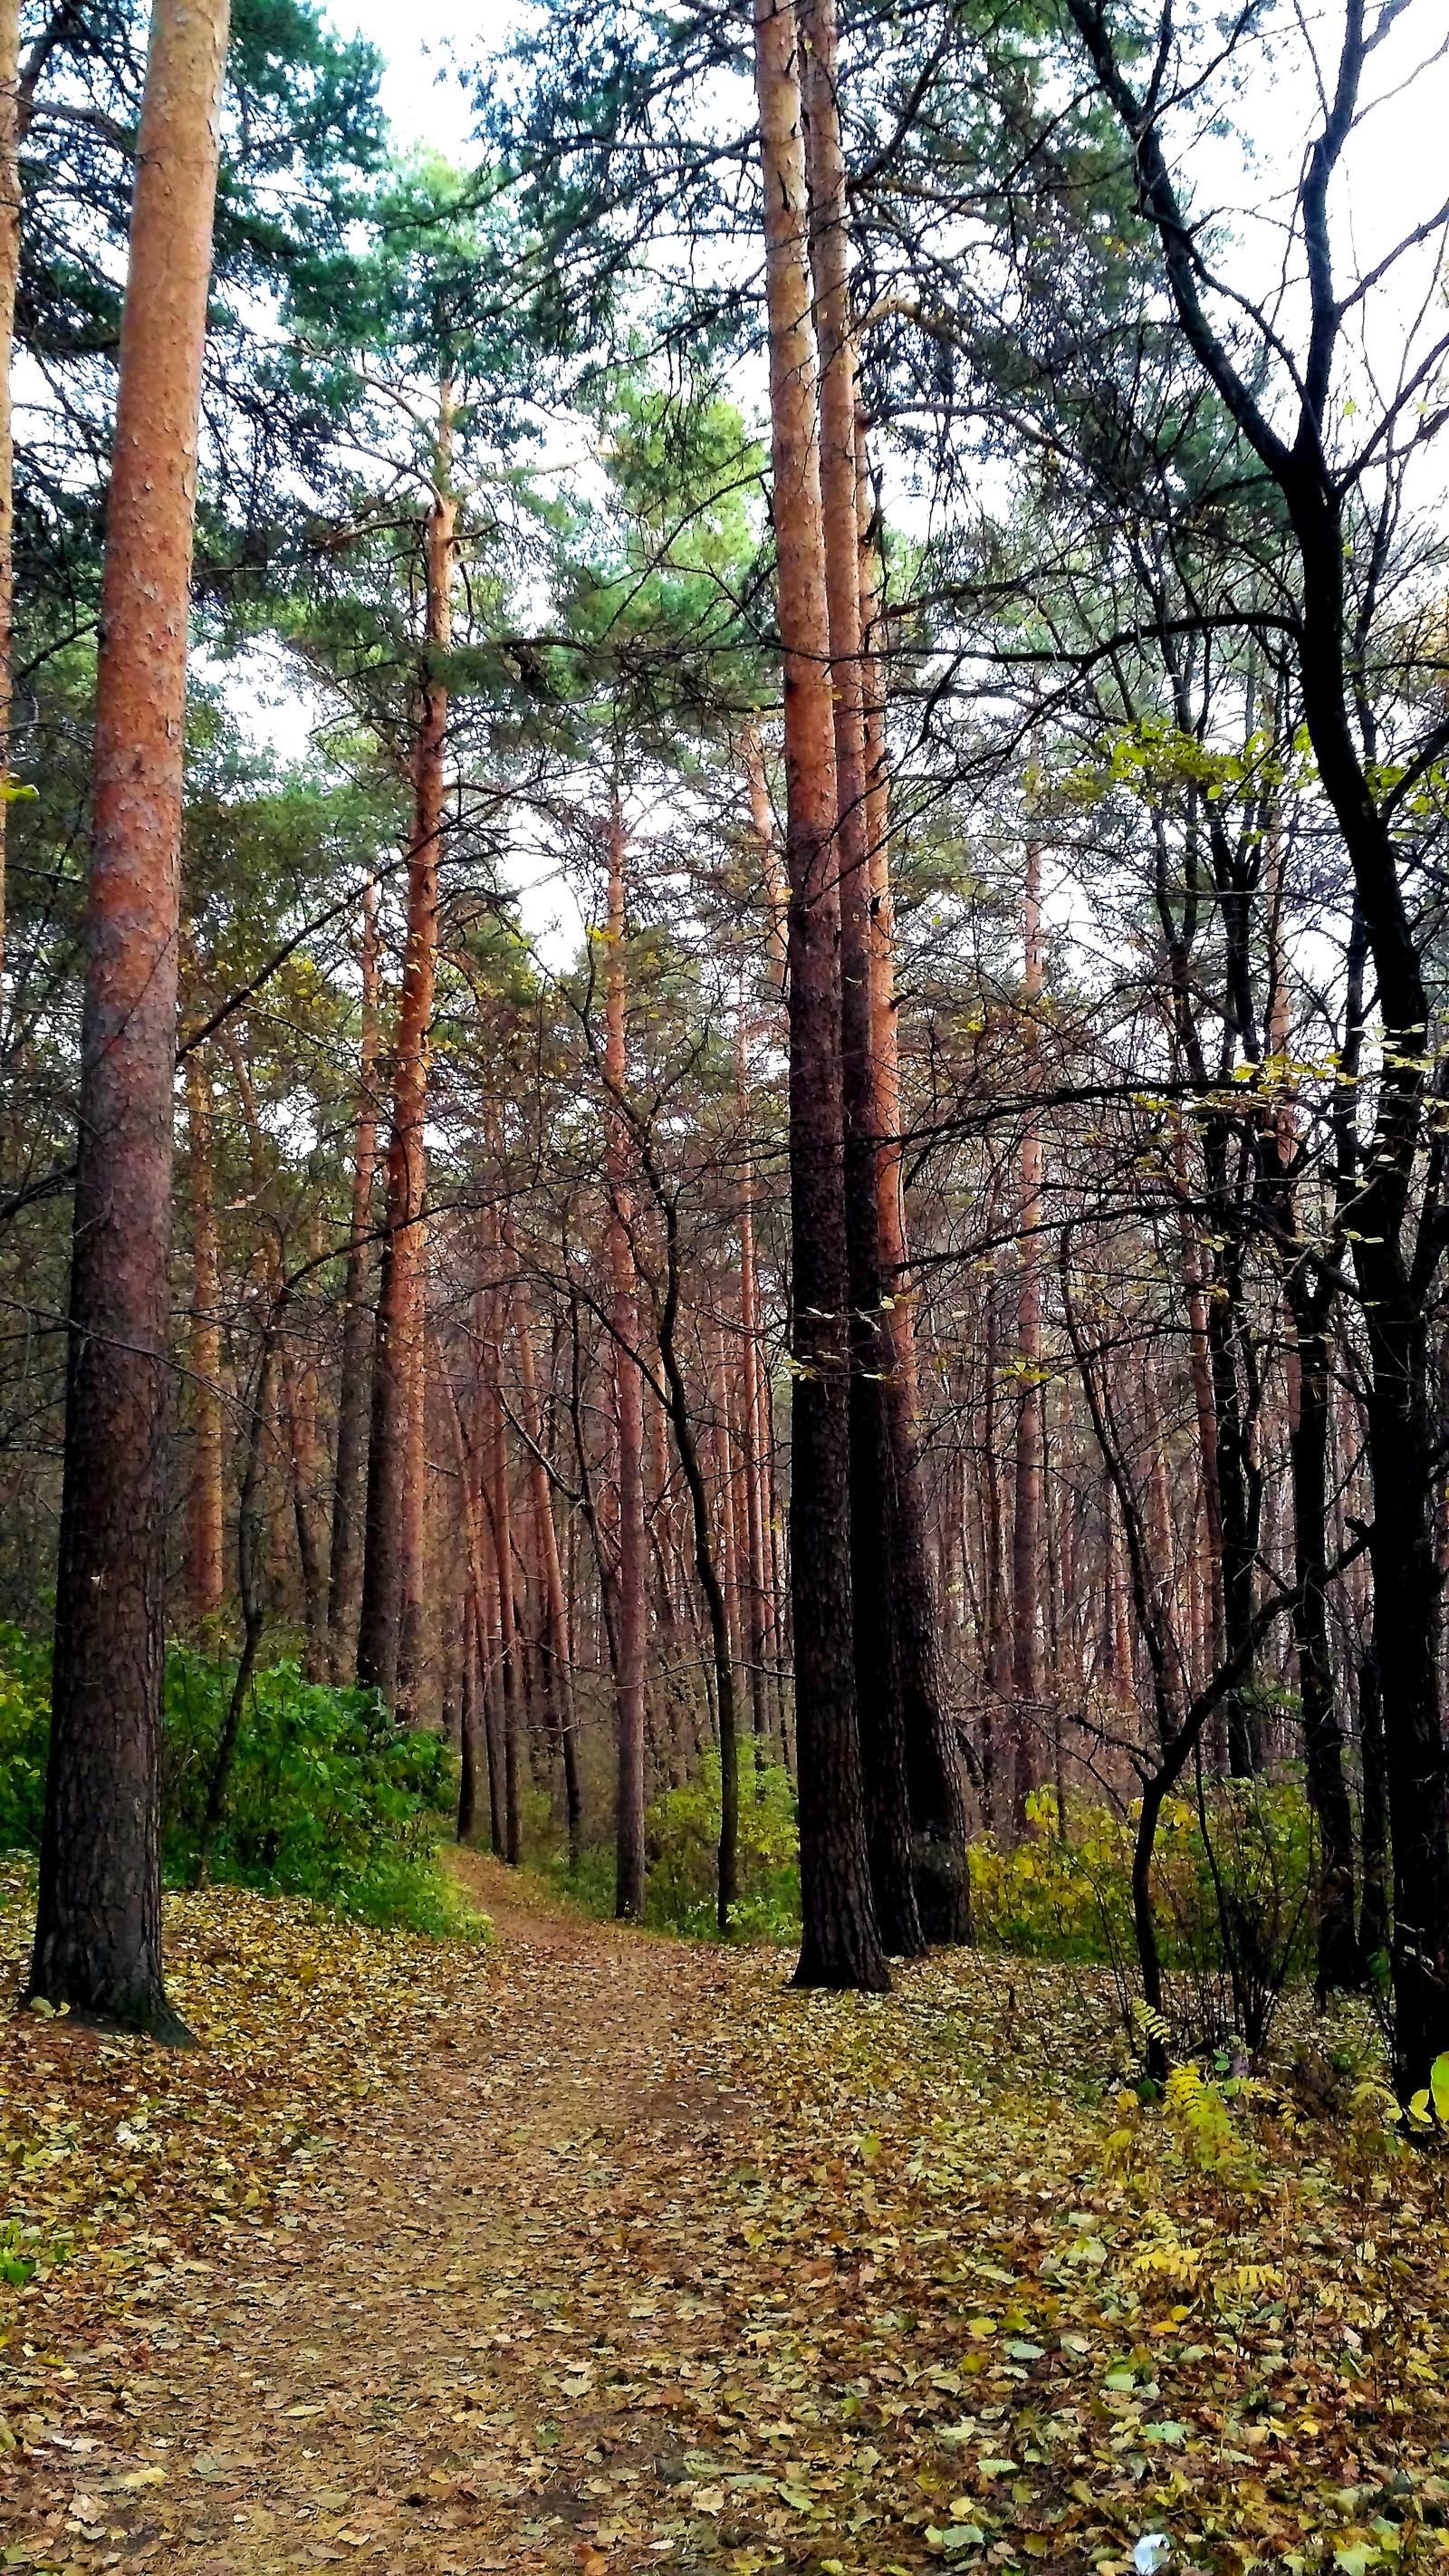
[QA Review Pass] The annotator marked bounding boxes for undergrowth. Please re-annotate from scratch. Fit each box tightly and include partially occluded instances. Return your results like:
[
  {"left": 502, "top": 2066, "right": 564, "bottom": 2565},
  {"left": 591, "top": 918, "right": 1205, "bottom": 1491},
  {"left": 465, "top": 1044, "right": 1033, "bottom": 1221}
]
[
  {"left": 534, "top": 1745, "right": 801, "bottom": 1939},
  {"left": 0, "top": 1629, "right": 467, "bottom": 1939}
]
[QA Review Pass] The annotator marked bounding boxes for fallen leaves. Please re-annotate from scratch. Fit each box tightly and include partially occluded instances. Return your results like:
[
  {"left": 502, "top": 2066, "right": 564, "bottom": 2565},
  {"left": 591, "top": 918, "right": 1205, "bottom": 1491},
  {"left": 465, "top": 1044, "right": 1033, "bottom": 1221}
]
[{"left": 3, "top": 1853, "right": 1449, "bottom": 2576}]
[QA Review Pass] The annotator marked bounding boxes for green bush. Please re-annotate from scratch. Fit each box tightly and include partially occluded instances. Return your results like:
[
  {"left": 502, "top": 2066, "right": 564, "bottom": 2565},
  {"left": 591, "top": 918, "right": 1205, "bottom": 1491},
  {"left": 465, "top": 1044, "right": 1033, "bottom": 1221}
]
[
  {"left": 969, "top": 1783, "right": 1318, "bottom": 1991},
  {"left": 642, "top": 1747, "right": 800, "bottom": 1938},
  {"left": 539, "top": 1745, "right": 801, "bottom": 1940},
  {"left": 0, "top": 1625, "right": 53, "bottom": 1851},
  {"left": 163, "top": 1648, "right": 459, "bottom": 1933},
  {"left": 0, "top": 1632, "right": 465, "bottom": 1937}
]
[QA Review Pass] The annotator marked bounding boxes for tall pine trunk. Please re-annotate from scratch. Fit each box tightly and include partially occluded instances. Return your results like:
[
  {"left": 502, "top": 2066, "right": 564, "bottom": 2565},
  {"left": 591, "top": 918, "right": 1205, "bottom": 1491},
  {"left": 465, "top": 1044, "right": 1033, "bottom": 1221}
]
[
  {"left": 510, "top": 1246, "right": 581, "bottom": 1868},
  {"left": 752, "top": 0, "right": 884, "bottom": 1989},
  {"left": 357, "top": 397, "right": 455, "bottom": 1705},
  {"left": 395, "top": 1230, "right": 430, "bottom": 1719},
  {"left": 0, "top": 0, "right": 20, "bottom": 984},
  {"left": 486, "top": 1275, "right": 523, "bottom": 1865},
  {"left": 328, "top": 874, "right": 381, "bottom": 1677},
  {"left": 28, "top": 0, "right": 230, "bottom": 2034},
  {"left": 1010, "top": 841, "right": 1044, "bottom": 1827},
  {"left": 736, "top": 1015, "right": 773, "bottom": 1743},
  {"left": 604, "top": 809, "right": 648, "bottom": 1916},
  {"left": 801, "top": 0, "right": 920, "bottom": 1956},
  {"left": 856, "top": 416, "right": 971, "bottom": 1937}
]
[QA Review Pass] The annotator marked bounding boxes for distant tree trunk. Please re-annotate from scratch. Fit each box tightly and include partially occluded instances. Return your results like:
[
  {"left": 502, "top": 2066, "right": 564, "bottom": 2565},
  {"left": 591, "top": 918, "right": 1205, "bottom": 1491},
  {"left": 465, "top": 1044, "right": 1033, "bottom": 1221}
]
[
  {"left": 328, "top": 874, "right": 381, "bottom": 1678},
  {"left": 736, "top": 1014, "right": 773, "bottom": 1743},
  {"left": 184, "top": 1053, "right": 226, "bottom": 1623},
  {"left": 1171, "top": 1117, "right": 1225, "bottom": 1674},
  {"left": 0, "top": 0, "right": 20, "bottom": 985},
  {"left": 714, "top": 1329, "right": 745, "bottom": 1692},
  {"left": 219, "top": 1026, "right": 327, "bottom": 1668},
  {"left": 457, "top": 1583, "right": 479, "bottom": 1843},
  {"left": 1288, "top": 1284, "right": 1359, "bottom": 1994},
  {"left": 471, "top": 1394, "right": 505, "bottom": 1856},
  {"left": 442, "top": 1370, "right": 486, "bottom": 1854},
  {"left": 802, "top": 0, "right": 919, "bottom": 1957},
  {"left": 753, "top": 0, "right": 884, "bottom": 1989},
  {"left": 856, "top": 412, "right": 971, "bottom": 1937},
  {"left": 1106, "top": 1483, "right": 1133, "bottom": 1704},
  {"left": 1208, "top": 1230, "right": 1261, "bottom": 1775},
  {"left": 288, "top": 1322, "right": 328, "bottom": 1679},
  {"left": 28, "top": 0, "right": 230, "bottom": 2036},
  {"left": 486, "top": 1275, "right": 523, "bottom": 1865},
  {"left": 742, "top": 719, "right": 789, "bottom": 991},
  {"left": 510, "top": 1246, "right": 582, "bottom": 1869},
  {"left": 1010, "top": 841, "right": 1045, "bottom": 1829},
  {"left": 644, "top": 1178, "right": 740, "bottom": 1932},
  {"left": 980, "top": 1277, "right": 1005, "bottom": 1825},
  {"left": 396, "top": 1219, "right": 430, "bottom": 1720},
  {"left": 604, "top": 806, "right": 648, "bottom": 1916},
  {"left": 357, "top": 390, "right": 456, "bottom": 1706},
  {"left": 196, "top": 1333, "right": 272, "bottom": 1889},
  {"left": 1358, "top": 1636, "right": 1390, "bottom": 1969}
]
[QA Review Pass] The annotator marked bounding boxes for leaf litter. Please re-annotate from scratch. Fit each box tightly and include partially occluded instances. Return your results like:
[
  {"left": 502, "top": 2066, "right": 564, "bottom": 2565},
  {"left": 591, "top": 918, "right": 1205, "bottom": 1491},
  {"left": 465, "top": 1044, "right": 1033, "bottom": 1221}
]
[{"left": 2, "top": 1852, "right": 1448, "bottom": 2575}]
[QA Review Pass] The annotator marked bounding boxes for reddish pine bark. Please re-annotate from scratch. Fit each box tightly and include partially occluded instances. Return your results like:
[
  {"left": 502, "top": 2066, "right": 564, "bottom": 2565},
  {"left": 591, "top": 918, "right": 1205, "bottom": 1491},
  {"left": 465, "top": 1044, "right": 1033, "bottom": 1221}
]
[
  {"left": 856, "top": 416, "right": 972, "bottom": 1935},
  {"left": 184, "top": 1053, "right": 226, "bottom": 1624},
  {"left": 604, "top": 810, "right": 648, "bottom": 1917},
  {"left": 736, "top": 1012, "right": 774, "bottom": 1743},
  {"left": 357, "top": 398, "right": 456, "bottom": 1704},
  {"left": 485, "top": 1272, "right": 523, "bottom": 1865},
  {"left": 395, "top": 1222, "right": 430, "bottom": 1719},
  {"left": 801, "top": 0, "right": 920, "bottom": 1955},
  {"left": 508, "top": 1242, "right": 582, "bottom": 1867},
  {"left": 0, "top": 0, "right": 19, "bottom": 983},
  {"left": 29, "top": 0, "right": 231, "bottom": 2035},
  {"left": 753, "top": 0, "right": 884, "bottom": 1990},
  {"left": 742, "top": 719, "right": 790, "bottom": 992},
  {"left": 1010, "top": 842, "right": 1045, "bottom": 1828},
  {"left": 328, "top": 874, "right": 381, "bottom": 1677}
]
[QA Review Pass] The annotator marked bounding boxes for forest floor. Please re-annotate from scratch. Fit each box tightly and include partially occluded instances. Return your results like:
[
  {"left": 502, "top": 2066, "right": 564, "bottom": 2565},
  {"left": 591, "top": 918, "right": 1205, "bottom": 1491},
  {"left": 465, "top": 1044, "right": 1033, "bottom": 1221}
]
[{"left": 5, "top": 1856, "right": 1449, "bottom": 2576}]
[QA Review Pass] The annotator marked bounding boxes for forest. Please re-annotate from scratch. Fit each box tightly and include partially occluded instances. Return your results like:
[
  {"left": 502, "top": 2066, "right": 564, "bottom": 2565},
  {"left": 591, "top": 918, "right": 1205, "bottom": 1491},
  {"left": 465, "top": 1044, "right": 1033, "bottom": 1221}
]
[{"left": 3, "top": 0, "right": 1449, "bottom": 2570}]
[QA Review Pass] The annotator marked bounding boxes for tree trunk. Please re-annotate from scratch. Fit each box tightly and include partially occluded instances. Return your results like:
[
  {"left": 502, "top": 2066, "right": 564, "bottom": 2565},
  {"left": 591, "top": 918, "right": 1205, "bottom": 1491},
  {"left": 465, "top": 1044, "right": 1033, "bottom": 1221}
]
[
  {"left": 1359, "top": 1636, "right": 1390, "bottom": 1970},
  {"left": 650, "top": 1197, "right": 740, "bottom": 1933},
  {"left": 1171, "top": 1115, "right": 1226, "bottom": 1673},
  {"left": 736, "top": 1024, "right": 773, "bottom": 1743},
  {"left": 710, "top": 1335, "right": 741, "bottom": 1658},
  {"left": 485, "top": 1278, "right": 523, "bottom": 1865},
  {"left": 742, "top": 719, "right": 789, "bottom": 992},
  {"left": 753, "top": 0, "right": 884, "bottom": 1989},
  {"left": 1010, "top": 841, "right": 1044, "bottom": 1828},
  {"left": 184, "top": 1053, "right": 226, "bottom": 1623},
  {"left": 357, "top": 393, "right": 455, "bottom": 1706},
  {"left": 328, "top": 874, "right": 381, "bottom": 1678},
  {"left": 511, "top": 1247, "right": 581, "bottom": 1869},
  {"left": 801, "top": 0, "right": 919, "bottom": 1957},
  {"left": 1288, "top": 1285, "right": 1359, "bottom": 1995},
  {"left": 395, "top": 1224, "right": 429, "bottom": 1721},
  {"left": 1207, "top": 1223, "right": 1261, "bottom": 1775},
  {"left": 857, "top": 410, "right": 970, "bottom": 1936},
  {"left": 0, "top": 0, "right": 21, "bottom": 987},
  {"left": 457, "top": 1583, "right": 479, "bottom": 1844},
  {"left": 604, "top": 807, "right": 648, "bottom": 1916},
  {"left": 28, "top": 0, "right": 230, "bottom": 2036},
  {"left": 196, "top": 1333, "right": 272, "bottom": 1889},
  {"left": 220, "top": 1025, "right": 327, "bottom": 1667}
]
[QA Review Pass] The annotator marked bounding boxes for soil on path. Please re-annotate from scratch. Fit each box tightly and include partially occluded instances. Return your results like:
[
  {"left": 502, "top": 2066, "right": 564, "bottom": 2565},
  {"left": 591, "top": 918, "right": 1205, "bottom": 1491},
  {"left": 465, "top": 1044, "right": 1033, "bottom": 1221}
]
[
  {"left": 10, "top": 1860, "right": 1434, "bottom": 2576},
  {"left": 8, "top": 1860, "right": 816, "bottom": 2576}
]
